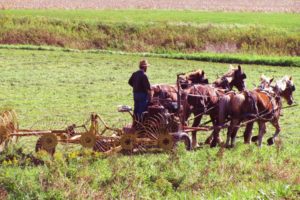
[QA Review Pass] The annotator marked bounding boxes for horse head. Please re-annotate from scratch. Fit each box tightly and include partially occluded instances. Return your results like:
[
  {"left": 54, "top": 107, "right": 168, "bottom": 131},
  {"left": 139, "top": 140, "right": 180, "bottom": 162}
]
[
  {"left": 229, "top": 65, "right": 247, "bottom": 91},
  {"left": 275, "top": 76, "right": 295, "bottom": 105},
  {"left": 214, "top": 65, "right": 247, "bottom": 91}
]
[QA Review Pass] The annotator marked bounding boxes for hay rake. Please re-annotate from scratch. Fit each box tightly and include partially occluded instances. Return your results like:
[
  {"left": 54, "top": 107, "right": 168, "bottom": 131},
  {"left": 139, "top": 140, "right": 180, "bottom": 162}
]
[
  {"left": 0, "top": 110, "right": 124, "bottom": 155},
  {"left": 0, "top": 105, "right": 192, "bottom": 155}
]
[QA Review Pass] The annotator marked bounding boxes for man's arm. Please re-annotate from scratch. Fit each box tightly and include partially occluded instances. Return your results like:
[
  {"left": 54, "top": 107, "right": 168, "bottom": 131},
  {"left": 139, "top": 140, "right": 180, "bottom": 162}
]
[
  {"left": 143, "top": 74, "right": 152, "bottom": 102},
  {"left": 128, "top": 73, "right": 134, "bottom": 87},
  {"left": 143, "top": 74, "right": 151, "bottom": 91}
]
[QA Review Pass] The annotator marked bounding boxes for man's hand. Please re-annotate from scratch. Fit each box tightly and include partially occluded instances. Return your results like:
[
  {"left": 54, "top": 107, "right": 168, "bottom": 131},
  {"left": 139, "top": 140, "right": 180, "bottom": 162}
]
[{"left": 147, "top": 90, "right": 152, "bottom": 103}]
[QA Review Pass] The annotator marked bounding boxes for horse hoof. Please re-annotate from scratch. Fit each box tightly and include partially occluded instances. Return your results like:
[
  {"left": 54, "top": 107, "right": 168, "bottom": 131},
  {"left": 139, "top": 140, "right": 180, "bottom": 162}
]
[
  {"left": 251, "top": 136, "right": 258, "bottom": 142},
  {"left": 204, "top": 137, "right": 213, "bottom": 145},
  {"left": 210, "top": 143, "right": 217, "bottom": 148},
  {"left": 210, "top": 140, "right": 218, "bottom": 148},
  {"left": 210, "top": 138, "right": 222, "bottom": 148},
  {"left": 267, "top": 137, "right": 274, "bottom": 145}
]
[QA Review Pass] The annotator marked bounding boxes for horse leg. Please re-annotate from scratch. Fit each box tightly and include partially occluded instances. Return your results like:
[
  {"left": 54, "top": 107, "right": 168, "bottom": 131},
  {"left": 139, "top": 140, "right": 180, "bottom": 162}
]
[
  {"left": 225, "top": 125, "right": 231, "bottom": 148},
  {"left": 244, "top": 122, "right": 254, "bottom": 144},
  {"left": 210, "top": 127, "right": 221, "bottom": 148},
  {"left": 210, "top": 118, "right": 222, "bottom": 148},
  {"left": 204, "top": 116, "right": 216, "bottom": 145},
  {"left": 230, "top": 119, "right": 241, "bottom": 148},
  {"left": 191, "top": 114, "right": 202, "bottom": 148},
  {"left": 225, "top": 118, "right": 238, "bottom": 148},
  {"left": 267, "top": 120, "right": 281, "bottom": 145},
  {"left": 257, "top": 121, "right": 266, "bottom": 147}
]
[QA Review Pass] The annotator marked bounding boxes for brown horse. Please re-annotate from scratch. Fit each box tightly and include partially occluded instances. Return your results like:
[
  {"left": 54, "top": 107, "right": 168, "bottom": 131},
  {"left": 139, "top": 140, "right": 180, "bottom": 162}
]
[
  {"left": 150, "top": 70, "right": 208, "bottom": 113},
  {"left": 217, "top": 75, "right": 273, "bottom": 145},
  {"left": 222, "top": 76, "right": 295, "bottom": 148},
  {"left": 184, "top": 65, "right": 247, "bottom": 148}
]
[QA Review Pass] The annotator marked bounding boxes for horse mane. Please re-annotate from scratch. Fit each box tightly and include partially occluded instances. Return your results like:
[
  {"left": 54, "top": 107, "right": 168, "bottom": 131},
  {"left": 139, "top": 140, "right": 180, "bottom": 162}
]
[
  {"left": 275, "top": 76, "right": 289, "bottom": 92},
  {"left": 260, "top": 74, "right": 272, "bottom": 84},
  {"left": 185, "top": 70, "right": 203, "bottom": 80},
  {"left": 258, "top": 74, "right": 274, "bottom": 91}
]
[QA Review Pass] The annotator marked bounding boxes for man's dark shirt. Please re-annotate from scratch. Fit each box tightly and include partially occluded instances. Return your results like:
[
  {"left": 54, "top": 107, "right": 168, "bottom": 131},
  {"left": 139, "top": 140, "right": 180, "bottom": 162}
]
[{"left": 128, "top": 70, "right": 151, "bottom": 93}]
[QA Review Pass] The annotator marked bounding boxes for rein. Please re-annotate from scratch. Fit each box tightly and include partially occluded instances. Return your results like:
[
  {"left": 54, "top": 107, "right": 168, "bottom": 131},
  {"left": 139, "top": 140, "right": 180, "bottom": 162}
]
[{"left": 186, "top": 105, "right": 217, "bottom": 123}]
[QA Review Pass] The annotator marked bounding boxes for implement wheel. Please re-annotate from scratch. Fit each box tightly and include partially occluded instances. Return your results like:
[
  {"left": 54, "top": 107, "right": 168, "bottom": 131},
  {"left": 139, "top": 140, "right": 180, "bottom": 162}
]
[
  {"left": 35, "top": 135, "right": 57, "bottom": 155},
  {"left": 80, "top": 132, "right": 96, "bottom": 148},
  {"left": 172, "top": 132, "right": 192, "bottom": 151},
  {"left": 120, "top": 134, "right": 136, "bottom": 151},
  {"left": 158, "top": 133, "right": 174, "bottom": 151}
]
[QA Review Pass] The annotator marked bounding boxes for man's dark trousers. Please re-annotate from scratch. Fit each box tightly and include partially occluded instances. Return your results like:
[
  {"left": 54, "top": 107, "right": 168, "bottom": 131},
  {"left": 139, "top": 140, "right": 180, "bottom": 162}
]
[{"left": 133, "top": 92, "right": 148, "bottom": 120}]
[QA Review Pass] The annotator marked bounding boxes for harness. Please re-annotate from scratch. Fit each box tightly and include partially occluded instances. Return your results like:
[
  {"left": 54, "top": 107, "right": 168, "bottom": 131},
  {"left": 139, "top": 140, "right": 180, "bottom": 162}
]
[{"left": 253, "top": 88, "right": 282, "bottom": 121}]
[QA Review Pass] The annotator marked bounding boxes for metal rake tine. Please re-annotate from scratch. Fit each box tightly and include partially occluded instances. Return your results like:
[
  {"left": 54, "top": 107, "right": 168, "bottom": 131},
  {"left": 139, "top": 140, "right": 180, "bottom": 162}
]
[
  {"left": 136, "top": 143, "right": 147, "bottom": 153},
  {"left": 144, "top": 123, "right": 158, "bottom": 137},
  {"left": 158, "top": 113, "right": 168, "bottom": 125},
  {"left": 143, "top": 121, "right": 159, "bottom": 139},
  {"left": 97, "top": 140, "right": 110, "bottom": 152}
]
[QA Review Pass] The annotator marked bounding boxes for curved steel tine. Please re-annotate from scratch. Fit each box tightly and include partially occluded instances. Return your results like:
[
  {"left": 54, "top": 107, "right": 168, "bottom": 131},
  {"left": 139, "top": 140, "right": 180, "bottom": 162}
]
[
  {"left": 144, "top": 117, "right": 160, "bottom": 138},
  {"left": 94, "top": 140, "right": 106, "bottom": 152},
  {"left": 136, "top": 143, "right": 147, "bottom": 153}
]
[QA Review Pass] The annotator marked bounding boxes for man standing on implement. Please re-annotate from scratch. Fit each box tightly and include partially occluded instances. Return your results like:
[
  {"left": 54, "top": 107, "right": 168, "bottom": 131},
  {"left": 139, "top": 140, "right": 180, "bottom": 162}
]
[{"left": 128, "top": 60, "right": 151, "bottom": 120}]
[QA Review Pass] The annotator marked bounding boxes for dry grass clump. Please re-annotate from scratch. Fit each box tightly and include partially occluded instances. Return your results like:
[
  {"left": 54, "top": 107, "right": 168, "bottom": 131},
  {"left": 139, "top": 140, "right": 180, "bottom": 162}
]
[{"left": 0, "top": 186, "right": 8, "bottom": 200}]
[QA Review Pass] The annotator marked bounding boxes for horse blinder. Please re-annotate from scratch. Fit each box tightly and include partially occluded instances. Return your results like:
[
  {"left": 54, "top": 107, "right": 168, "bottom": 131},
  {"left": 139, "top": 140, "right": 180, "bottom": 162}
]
[
  {"left": 241, "top": 73, "right": 247, "bottom": 79},
  {"left": 291, "top": 85, "right": 296, "bottom": 92}
]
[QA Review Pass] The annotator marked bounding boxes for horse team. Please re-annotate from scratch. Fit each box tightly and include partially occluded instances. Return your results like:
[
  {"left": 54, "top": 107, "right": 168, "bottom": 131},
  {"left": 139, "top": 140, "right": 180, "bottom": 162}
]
[{"left": 151, "top": 65, "right": 295, "bottom": 149}]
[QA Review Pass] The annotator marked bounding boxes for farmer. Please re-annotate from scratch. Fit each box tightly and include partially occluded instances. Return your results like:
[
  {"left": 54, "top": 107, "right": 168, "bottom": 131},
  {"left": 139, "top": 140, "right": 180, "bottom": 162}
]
[{"left": 128, "top": 59, "right": 151, "bottom": 120}]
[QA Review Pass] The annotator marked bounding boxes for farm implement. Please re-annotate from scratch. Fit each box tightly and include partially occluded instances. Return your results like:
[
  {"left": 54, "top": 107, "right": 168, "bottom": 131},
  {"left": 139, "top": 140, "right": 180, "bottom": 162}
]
[
  {"left": 0, "top": 73, "right": 224, "bottom": 155},
  {"left": 0, "top": 103, "right": 193, "bottom": 155}
]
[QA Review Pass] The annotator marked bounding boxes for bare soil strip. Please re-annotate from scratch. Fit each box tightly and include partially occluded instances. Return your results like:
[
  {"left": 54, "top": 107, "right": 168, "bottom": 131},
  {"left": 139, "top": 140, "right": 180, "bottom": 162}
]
[{"left": 0, "top": 0, "right": 299, "bottom": 12}]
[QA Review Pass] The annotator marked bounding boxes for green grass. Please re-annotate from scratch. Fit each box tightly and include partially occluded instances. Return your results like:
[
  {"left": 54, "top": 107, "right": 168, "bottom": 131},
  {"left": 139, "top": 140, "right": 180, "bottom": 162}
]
[
  {"left": 0, "top": 10, "right": 299, "bottom": 56},
  {"left": 1, "top": 10, "right": 300, "bottom": 30},
  {"left": 1, "top": 44, "right": 300, "bottom": 67},
  {"left": 0, "top": 48, "right": 300, "bottom": 199}
]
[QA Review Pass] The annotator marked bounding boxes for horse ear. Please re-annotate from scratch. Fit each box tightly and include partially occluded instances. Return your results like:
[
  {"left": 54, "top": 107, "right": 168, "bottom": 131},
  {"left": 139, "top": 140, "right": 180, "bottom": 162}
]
[
  {"left": 201, "top": 70, "right": 205, "bottom": 76},
  {"left": 238, "top": 65, "right": 241, "bottom": 71},
  {"left": 229, "top": 65, "right": 234, "bottom": 70},
  {"left": 270, "top": 78, "right": 274, "bottom": 83},
  {"left": 260, "top": 74, "right": 265, "bottom": 81},
  {"left": 290, "top": 76, "right": 293, "bottom": 80}
]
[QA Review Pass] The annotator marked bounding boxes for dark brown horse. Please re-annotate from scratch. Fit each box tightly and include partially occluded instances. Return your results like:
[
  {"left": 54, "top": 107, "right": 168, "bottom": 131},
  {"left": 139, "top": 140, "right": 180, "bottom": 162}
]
[
  {"left": 150, "top": 66, "right": 247, "bottom": 148},
  {"left": 184, "top": 65, "right": 247, "bottom": 148},
  {"left": 222, "top": 76, "right": 295, "bottom": 148},
  {"left": 150, "top": 70, "right": 208, "bottom": 113}
]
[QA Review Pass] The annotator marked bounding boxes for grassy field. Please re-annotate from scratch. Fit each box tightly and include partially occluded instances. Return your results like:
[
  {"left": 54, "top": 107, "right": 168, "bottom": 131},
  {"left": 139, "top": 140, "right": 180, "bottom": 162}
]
[
  {"left": 2, "top": 10, "right": 300, "bottom": 30},
  {"left": 1, "top": 44, "right": 300, "bottom": 67},
  {"left": 0, "top": 10, "right": 299, "bottom": 59},
  {"left": 0, "top": 48, "right": 300, "bottom": 199}
]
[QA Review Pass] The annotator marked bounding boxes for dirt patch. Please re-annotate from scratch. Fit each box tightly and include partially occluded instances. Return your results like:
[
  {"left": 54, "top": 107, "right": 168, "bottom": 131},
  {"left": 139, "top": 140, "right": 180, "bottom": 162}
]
[
  {"left": 0, "top": 0, "right": 299, "bottom": 12},
  {"left": 0, "top": 186, "right": 8, "bottom": 200},
  {"left": 205, "top": 42, "right": 238, "bottom": 53}
]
